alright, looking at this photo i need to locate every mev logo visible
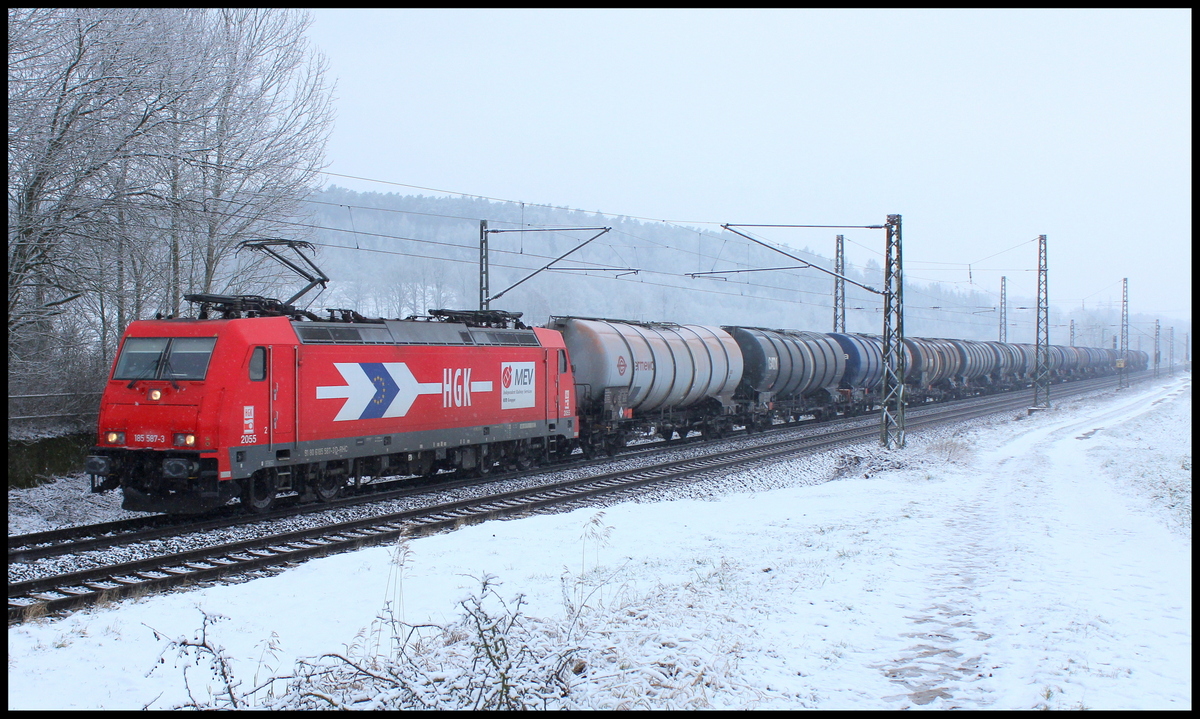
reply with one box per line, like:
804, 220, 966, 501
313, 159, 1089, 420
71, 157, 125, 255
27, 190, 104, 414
501, 361, 536, 409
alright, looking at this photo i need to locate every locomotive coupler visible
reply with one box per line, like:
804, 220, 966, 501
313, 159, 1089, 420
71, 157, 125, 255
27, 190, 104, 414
85, 455, 119, 493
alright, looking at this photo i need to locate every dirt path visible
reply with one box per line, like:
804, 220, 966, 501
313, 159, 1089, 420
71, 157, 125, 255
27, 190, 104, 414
877, 378, 1191, 709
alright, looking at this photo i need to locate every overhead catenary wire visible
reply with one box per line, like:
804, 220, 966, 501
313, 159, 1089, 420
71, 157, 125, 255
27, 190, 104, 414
116, 175, 1031, 314
90, 214, 1054, 331
76, 159, 1179, 330
98, 155, 1070, 307
70, 195, 1080, 333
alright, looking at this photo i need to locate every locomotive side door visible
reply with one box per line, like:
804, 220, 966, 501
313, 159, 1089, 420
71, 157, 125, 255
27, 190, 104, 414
268, 344, 298, 454
545, 348, 570, 425
546, 348, 560, 423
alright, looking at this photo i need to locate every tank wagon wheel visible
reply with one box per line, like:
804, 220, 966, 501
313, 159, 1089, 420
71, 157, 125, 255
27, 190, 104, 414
314, 470, 343, 503
242, 470, 276, 513
604, 434, 625, 456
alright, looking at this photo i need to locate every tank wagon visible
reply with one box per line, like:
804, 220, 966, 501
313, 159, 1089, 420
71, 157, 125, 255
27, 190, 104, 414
547, 317, 742, 452
828, 332, 886, 408
724, 327, 846, 424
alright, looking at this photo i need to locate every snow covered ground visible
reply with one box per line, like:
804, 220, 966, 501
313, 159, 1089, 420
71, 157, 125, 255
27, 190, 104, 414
7, 375, 1190, 710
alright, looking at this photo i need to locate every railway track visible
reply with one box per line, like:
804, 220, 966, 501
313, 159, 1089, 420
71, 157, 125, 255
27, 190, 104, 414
8, 374, 1142, 623
8, 373, 1131, 563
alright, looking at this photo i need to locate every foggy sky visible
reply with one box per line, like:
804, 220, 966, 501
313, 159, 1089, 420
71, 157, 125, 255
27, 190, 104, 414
305, 9, 1190, 325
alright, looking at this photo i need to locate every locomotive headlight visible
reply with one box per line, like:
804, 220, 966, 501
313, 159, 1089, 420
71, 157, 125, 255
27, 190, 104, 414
105, 431, 125, 445
149, 389, 162, 401
173, 433, 196, 447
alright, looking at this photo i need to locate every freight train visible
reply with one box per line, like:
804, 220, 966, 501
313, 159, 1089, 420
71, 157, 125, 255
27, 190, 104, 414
84, 293, 1147, 515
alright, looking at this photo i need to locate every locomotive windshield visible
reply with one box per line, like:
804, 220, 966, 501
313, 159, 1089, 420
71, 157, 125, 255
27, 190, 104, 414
113, 337, 217, 381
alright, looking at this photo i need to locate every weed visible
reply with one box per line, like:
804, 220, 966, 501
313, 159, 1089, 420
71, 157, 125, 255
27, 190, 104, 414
103, 618, 124, 638
22, 602, 47, 622
1039, 684, 1064, 702
252, 631, 283, 703
145, 607, 246, 709
580, 511, 613, 577
276, 574, 579, 710
126, 582, 150, 603
928, 439, 971, 464
382, 532, 414, 638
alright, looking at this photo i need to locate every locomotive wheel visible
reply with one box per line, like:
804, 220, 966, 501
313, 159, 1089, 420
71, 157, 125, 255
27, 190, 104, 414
243, 470, 276, 513
314, 471, 342, 503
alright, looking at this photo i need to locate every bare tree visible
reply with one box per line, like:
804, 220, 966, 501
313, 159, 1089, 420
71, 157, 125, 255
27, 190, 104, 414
171, 9, 335, 309
8, 9, 205, 340
8, 8, 334, 435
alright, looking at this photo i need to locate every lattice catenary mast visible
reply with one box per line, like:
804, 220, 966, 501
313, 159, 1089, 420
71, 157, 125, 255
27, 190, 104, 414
1032, 235, 1050, 410
999, 276, 1007, 342
1119, 278, 1129, 389
1168, 327, 1174, 376
880, 215, 906, 448
833, 234, 846, 333
1154, 319, 1160, 379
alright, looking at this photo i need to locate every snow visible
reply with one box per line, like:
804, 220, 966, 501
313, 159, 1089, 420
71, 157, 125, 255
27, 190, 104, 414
7, 375, 1191, 710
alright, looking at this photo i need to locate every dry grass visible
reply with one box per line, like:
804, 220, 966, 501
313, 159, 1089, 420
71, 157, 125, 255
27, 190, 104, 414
926, 439, 972, 464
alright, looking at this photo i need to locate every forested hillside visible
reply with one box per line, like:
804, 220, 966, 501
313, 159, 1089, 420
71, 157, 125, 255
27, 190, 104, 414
305, 186, 1024, 340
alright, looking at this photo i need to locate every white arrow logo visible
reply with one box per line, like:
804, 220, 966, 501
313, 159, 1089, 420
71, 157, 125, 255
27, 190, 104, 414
316, 362, 443, 421
380, 362, 443, 418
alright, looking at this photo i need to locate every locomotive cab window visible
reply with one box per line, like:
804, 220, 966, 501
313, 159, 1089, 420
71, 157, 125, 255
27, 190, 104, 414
113, 337, 217, 381
113, 337, 168, 380
559, 349, 568, 373
249, 347, 266, 381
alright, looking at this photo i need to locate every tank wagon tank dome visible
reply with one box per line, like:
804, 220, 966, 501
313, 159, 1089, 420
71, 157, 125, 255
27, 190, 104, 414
548, 317, 742, 413
724, 327, 846, 400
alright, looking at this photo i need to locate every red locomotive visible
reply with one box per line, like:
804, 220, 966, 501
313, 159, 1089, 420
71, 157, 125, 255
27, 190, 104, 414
86, 301, 578, 514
